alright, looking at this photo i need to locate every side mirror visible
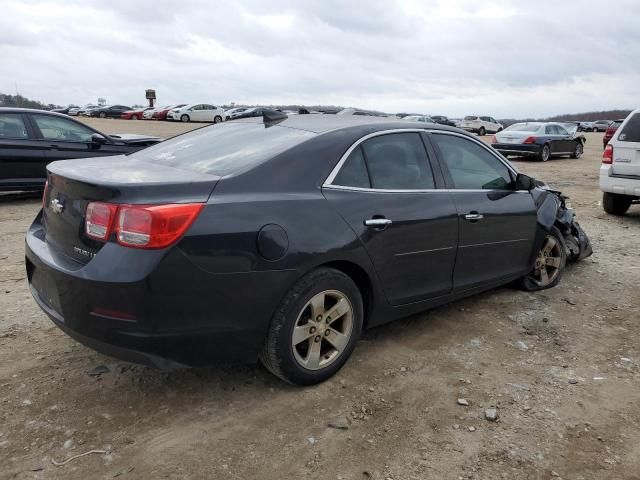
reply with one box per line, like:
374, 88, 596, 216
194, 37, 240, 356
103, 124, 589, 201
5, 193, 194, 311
91, 133, 108, 145
516, 173, 535, 191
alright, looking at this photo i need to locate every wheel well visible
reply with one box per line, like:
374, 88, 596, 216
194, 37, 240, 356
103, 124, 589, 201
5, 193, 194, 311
322, 261, 374, 328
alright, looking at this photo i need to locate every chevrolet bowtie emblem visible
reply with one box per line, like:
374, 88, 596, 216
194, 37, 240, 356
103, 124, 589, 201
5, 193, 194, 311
50, 198, 64, 214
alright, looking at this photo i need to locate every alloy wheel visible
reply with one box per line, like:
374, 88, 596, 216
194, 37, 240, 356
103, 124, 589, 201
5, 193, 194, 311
291, 290, 354, 370
541, 145, 550, 161
574, 143, 583, 158
531, 235, 562, 287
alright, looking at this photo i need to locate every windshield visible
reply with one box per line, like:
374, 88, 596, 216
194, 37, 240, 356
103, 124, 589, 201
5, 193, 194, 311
464, 116, 477, 120
130, 122, 315, 176
505, 123, 541, 132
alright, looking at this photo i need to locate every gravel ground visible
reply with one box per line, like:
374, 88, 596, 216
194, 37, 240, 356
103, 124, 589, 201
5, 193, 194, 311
1, 121, 639, 480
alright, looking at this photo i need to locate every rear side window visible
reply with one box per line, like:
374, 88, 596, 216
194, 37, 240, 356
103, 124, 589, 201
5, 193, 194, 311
431, 133, 512, 190
134, 122, 315, 176
361, 133, 435, 190
0, 114, 28, 139
618, 114, 640, 142
333, 146, 370, 188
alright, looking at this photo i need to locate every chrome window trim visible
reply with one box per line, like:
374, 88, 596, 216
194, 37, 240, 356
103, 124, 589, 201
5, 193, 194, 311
323, 128, 520, 191
323, 184, 530, 195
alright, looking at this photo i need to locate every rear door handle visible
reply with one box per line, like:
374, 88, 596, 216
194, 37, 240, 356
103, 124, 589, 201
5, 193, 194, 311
464, 213, 484, 221
364, 218, 392, 228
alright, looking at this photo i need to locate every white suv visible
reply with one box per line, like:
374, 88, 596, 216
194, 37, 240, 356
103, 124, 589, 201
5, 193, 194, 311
460, 115, 503, 136
600, 109, 640, 215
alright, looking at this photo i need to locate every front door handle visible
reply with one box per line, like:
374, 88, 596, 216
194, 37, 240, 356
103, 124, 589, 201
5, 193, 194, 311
364, 218, 392, 228
464, 212, 484, 221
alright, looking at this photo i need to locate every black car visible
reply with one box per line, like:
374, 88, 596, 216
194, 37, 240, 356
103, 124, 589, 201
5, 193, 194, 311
0, 108, 162, 191
87, 105, 132, 118
51, 105, 79, 115
430, 115, 456, 127
229, 107, 281, 120
26, 114, 592, 385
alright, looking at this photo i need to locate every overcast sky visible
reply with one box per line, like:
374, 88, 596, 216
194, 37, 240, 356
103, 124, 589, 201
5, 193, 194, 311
2, 0, 639, 118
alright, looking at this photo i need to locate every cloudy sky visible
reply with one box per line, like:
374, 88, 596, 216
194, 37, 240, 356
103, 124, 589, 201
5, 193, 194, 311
2, 0, 639, 118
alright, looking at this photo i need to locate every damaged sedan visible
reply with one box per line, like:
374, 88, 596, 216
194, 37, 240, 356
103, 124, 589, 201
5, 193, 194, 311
26, 114, 591, 385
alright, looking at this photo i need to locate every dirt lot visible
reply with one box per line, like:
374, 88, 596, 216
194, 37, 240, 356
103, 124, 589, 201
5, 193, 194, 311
1, 120, 639, 480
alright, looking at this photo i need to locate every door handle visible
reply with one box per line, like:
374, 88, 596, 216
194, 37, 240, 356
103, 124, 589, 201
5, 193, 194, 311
464, 213, 484, 221
364, 218, 392, 228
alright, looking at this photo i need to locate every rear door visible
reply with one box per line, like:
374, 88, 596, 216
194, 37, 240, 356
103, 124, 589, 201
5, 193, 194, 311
429, 131, 537, 291
0, 112, 47, 184
323, 131, 458, 305
612, 112, 640, 177
30, 113, 128, 163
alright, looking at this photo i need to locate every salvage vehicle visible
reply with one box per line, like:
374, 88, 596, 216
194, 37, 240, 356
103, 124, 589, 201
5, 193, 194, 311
148, 104, 187, 120
430, 115, 457, 127
0, 108, 161, 191
603, 119, 625, 148
26, 114, 592, 385
593, 120, 612, 132
167, 104, 225, 123
121, 107, 154, 120
600, 109, 640, 215
87, 105, 133, 119
403, 115, 436, 124
460, 115, 503, 135
491, 122, 586, 162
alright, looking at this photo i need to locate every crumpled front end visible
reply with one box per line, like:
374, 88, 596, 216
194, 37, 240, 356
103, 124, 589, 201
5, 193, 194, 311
554, 193, 593, 262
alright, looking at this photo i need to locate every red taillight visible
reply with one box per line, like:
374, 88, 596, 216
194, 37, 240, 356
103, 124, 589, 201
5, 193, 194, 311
42, 181, 48, 210
603, 144, 613, 164
85, 202, 203, 249
523, 136, 537, 144
490, 135, 497, 144
86, 202, 118, 240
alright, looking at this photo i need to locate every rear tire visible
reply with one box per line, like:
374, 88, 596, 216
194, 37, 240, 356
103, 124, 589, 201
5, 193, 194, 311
259, 268, 363, 385
538, 143, 551, 162
602, 192, 632, 215
213, 115, 222, 124
99, 112, 106, 119
570, 141, 583, 159
479, 127, 486, 136
180, 114, 190, 123
519, 226, 566, 291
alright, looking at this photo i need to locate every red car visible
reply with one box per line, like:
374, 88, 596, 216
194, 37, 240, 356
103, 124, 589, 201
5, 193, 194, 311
121, 107, 154, 120
153, 104, 187, 120
603, 119, 625, 148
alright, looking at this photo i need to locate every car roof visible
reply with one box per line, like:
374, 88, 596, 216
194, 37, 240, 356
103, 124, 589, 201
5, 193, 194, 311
0, 107, 73, 118
231, 114, 464, 135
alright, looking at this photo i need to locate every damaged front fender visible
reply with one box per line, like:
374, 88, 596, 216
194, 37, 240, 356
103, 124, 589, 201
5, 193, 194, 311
533, 182, 593, 262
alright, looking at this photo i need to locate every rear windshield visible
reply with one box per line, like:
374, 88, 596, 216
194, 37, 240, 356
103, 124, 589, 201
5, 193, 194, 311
464, 116, 478, 120
618, 114, 640, 143
131, 122, 315, 176
505, 123, 541, 132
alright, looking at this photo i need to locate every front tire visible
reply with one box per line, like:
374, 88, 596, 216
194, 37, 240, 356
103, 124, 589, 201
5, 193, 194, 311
180, 114, 190, 123
602, 192, 632, 215
570, 141, 583, 159
213, 115, 222, 124
519, 226, 566, 291
259, 268, 363, 385
479, 127, 486, 136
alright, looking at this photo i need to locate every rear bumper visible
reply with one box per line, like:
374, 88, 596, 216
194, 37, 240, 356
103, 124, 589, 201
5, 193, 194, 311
25, 218, 295, 368
600, 165, 640, 197
493, 144, 541, 156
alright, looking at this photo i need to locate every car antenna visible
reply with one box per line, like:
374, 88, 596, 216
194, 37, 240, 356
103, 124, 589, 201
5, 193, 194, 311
263, 110, 288, 127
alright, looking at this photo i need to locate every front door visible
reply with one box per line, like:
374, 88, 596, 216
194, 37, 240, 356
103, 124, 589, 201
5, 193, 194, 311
30, 114, 128, 165
323, 131, 458, 305
429, 131, 537, 291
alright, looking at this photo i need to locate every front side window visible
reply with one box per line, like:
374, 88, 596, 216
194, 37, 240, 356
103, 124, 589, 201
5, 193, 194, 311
555, 125, 568, 135
0, 114, 29, 139
431, 133, 513, 190
361, 133, 435, 190
32, 115, 94, 142
618, 113, 640, 143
